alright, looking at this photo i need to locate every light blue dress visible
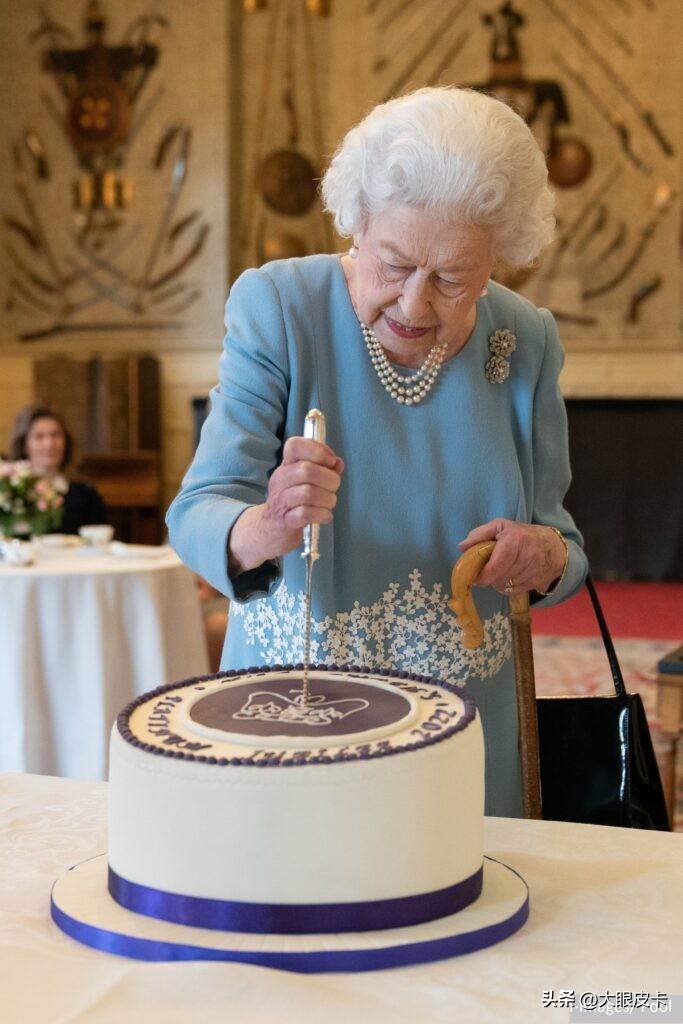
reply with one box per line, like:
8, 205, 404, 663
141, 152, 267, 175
166, 254, 588, 817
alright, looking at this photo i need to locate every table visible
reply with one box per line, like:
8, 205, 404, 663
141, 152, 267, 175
1, 773, 680, 1024
0, 546, 209, 780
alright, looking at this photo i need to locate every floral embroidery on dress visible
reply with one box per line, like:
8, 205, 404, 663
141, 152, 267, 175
231, 568, 511, 687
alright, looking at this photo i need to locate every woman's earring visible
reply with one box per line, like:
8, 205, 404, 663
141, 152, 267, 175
480, 280, 489, 296
349, 243, 359, 259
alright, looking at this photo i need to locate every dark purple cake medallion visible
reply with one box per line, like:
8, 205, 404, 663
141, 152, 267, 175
188, 675, 414, 740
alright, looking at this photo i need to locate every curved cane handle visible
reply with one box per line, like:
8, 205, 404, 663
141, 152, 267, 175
450, 539, 541, 820
447, 541, 496, 649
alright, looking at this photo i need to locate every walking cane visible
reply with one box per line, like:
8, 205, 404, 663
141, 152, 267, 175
448, 541, 543, 819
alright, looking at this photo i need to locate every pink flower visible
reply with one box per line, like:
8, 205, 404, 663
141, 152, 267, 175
37, 499, 47, 512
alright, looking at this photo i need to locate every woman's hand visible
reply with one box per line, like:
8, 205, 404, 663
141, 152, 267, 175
458, 518, 567, 596
228, 437, 344, 576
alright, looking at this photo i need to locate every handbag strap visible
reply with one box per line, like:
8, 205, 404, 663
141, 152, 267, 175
585, 574, 627, 698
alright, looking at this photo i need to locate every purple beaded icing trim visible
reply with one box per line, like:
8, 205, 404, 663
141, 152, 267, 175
116, 663, 478, 768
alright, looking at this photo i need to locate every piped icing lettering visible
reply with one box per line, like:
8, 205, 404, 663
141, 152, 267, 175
119, 665, 476, 768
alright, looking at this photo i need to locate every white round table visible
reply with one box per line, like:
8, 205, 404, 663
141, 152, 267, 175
0, 544, 209, 780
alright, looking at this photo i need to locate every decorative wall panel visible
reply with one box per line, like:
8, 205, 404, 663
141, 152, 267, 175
236, 0, 333, 275
362, 0, 681, 350
0, 0, 228, 353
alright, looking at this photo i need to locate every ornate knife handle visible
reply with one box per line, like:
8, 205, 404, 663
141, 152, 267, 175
302, 409, 326, 562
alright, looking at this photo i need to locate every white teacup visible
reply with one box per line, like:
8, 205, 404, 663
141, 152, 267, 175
78, 524, 114, 547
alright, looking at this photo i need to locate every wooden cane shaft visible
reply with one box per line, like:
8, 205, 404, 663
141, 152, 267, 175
510, 593, 543, 820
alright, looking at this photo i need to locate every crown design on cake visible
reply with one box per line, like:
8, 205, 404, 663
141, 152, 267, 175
233, 689, 370, 727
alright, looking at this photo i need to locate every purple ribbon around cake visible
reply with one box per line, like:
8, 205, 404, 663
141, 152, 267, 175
50, 857, 530, 971
107, 863, 484, 934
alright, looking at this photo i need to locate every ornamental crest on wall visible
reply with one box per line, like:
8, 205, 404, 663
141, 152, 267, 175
2, 1, 211, 343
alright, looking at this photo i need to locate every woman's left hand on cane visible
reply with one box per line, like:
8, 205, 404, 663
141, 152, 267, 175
458, 519, 567, 595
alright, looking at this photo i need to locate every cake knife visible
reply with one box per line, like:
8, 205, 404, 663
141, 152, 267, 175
301, 409, 326, 705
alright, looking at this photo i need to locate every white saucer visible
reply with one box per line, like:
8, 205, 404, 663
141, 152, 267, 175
109, 542, 168, 559
51, 854, 529, 973
37, 534, 82, 550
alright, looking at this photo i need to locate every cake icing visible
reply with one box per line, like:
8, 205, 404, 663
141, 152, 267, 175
123, 666, 475, 758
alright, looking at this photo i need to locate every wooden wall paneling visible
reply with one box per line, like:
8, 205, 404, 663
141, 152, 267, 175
77, 355, 162, 542
88, 358, 130, 452
159, 351, 219, 512
137, 356, 161, 451
33, 356, 92, 464
81, 355, 161, 455
0, 358, 33, 456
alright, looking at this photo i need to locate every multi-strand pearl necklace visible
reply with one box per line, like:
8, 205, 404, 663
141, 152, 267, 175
360, 322, 448, 405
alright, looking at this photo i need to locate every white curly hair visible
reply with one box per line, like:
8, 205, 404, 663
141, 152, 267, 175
321, 87, 556, 268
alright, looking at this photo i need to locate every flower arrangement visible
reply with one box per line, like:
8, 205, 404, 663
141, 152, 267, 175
0, 461, 67, 538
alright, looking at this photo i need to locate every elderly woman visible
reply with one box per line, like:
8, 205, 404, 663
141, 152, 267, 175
167, 87, 588, 817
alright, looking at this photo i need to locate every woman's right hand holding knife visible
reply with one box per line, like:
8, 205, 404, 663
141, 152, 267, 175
228, 437, 344, 576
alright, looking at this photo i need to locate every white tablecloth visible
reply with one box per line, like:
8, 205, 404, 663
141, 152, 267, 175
0, 773, 680, 1024
0, 548, 209, 779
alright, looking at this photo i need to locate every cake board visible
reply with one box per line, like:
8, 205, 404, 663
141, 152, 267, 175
51, 854, 529, 973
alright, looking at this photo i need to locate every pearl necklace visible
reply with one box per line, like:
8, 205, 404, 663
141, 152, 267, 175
360, 323, 448, 405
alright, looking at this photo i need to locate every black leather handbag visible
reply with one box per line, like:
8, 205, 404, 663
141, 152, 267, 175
536, 576, 671, 830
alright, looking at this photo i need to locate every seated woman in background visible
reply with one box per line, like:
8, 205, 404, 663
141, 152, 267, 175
8, 406, 108, 535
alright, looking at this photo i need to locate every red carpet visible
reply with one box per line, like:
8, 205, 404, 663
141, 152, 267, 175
531, 582, 682, 640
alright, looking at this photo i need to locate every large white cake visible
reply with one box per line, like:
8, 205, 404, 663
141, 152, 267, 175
52, 664, 529, 970
110, 665, 484, 922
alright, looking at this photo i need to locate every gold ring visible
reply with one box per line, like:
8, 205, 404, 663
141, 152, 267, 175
504, 577, 514, 594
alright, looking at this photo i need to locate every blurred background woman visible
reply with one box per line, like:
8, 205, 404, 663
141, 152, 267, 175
8, 405, 108, 535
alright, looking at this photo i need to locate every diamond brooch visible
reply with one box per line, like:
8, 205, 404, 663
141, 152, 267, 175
485, 328, 516, 384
